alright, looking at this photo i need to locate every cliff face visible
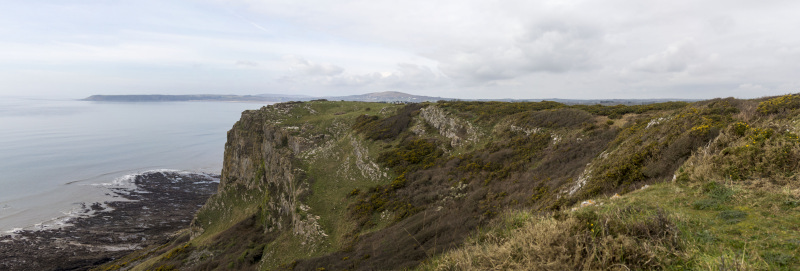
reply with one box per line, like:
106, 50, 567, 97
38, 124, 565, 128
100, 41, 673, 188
192, 103, 327, 244
110, 96, 800, 270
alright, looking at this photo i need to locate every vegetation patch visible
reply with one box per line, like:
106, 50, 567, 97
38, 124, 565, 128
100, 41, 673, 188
377, 137, 443, 174
575, 99, 742, 199
421, 207, 681, 270
144, 214, 276, 271
757, 94, 800, 115
353, 103, 423, 140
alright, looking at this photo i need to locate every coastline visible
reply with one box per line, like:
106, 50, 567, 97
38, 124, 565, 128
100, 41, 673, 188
0, 168, 220, 234
0, 170, 218, 271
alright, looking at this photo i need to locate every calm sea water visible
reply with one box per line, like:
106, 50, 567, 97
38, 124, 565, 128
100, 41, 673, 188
0, 97, 267, 233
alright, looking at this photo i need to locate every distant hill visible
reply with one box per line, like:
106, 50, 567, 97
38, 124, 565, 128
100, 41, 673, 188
82, 94, 275, 102
325, 91, 445, 102
82, 92, 439, 103
83, 92, 696, 105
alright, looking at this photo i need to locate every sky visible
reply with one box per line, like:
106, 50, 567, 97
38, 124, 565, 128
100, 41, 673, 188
1, 0, 800, 100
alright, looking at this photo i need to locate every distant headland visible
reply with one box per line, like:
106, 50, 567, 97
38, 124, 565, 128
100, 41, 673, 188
83, 91, 697, 105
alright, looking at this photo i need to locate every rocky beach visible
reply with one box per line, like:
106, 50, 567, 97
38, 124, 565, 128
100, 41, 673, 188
0, 171, 218, 271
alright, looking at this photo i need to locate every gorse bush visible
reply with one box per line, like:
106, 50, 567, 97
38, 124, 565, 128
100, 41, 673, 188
348, 179, 420, 229
714, 125, 800, 182
514, 108, 595, 129
353, 103, 423, 140
732, 121, 749, 136
757, 94, 800, 115
437, 100, 565, 123
574, 100, 743, 200
377, 137, 443, 174
571, 101, 689, 119
453, 130, 552, 181
439, 100, 690, 122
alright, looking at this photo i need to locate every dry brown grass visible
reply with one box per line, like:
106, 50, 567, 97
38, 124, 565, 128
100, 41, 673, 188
680, 117, 800, 186
733, 100, 758, 123
423, 208, 680, 271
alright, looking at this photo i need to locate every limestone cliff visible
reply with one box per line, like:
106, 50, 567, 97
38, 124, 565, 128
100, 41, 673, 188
192, 103, 327, 245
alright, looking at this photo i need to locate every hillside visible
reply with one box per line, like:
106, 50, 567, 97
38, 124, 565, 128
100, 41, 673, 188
100, 95, 800, 270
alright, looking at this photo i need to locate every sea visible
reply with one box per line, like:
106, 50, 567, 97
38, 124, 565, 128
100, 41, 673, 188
0, 97, 268, 234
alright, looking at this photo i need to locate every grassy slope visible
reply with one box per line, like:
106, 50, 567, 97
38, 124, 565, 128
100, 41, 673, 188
420, 177, 800, 270
421, 95, 800, 270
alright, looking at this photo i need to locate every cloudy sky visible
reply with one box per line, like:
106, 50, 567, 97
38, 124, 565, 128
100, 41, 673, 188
2, 0, 799, 99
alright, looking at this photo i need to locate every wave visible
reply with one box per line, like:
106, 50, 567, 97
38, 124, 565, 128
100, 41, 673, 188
87, 169, 219, 186
5, 202, 114, 234
2, 169, 219, 235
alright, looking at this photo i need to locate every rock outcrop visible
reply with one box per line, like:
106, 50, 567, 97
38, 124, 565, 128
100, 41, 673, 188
192, 105, 325, 244
419, 105, 481, 147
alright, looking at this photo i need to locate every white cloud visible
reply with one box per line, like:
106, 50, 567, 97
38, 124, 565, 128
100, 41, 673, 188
235, 60, 259, 67
4, 0, 800, 98
277, 56, 448, 93
284, 55, 344, 76
738, 83, 767, 91
629, 40, 698, 73
437, 20, 601, 84
332, 63, 448, 89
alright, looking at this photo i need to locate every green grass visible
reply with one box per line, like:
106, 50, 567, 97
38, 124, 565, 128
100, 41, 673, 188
602, 179, 800, 269
192, 183, 265, 244
419, 179, 800, 270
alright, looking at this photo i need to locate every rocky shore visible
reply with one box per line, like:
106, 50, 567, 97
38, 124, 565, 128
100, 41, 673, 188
0, 171, 218, 271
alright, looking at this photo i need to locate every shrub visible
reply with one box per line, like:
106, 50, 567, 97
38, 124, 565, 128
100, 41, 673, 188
513, 108, 595, 129
376, 137, 443, 173
717, 210, 748, 224
353, 103, 423, 140
437, 100, 565, 123
571, 101, 689, 118
692, 199, 720, 210
712, 125, 800, 182
348, 182, 420, 229
732, 122, 749, 136
578, 101, 740, 198
757, 94, 800, 115
703, 182, 734, 201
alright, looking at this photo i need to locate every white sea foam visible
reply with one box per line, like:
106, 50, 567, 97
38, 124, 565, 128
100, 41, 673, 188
5, 228, 23, 234
87, 169, 216, 187
89, 173, 138, 187
19, 202, 115, 232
